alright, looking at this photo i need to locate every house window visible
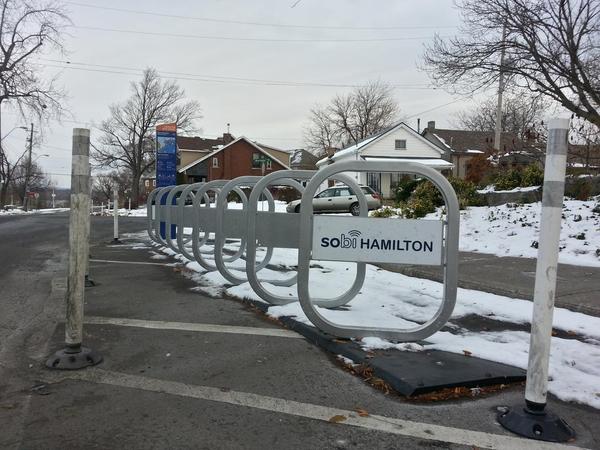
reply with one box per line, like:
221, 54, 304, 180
395, 139, 407, 150
212, 157, 219, 168
152, 179, 156, 187
266, 159, 272, 169
252, 153, 261, 168
144, 180, 149, 187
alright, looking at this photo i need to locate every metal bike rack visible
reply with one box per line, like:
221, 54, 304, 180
213, 176, 286, 286
147, 185, 175, 246
297, 161, 459, 341
245, 170, 368, 307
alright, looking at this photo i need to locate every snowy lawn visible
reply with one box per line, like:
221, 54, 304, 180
140, 235, 600, 410
374, 198, 600, 267
427, 199, 600, 267
0, 207, 69, 216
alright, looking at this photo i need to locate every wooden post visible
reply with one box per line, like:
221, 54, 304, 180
46, 128, 102, 369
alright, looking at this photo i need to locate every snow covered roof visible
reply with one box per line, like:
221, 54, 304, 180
316, 121, 442, 166
362, 157, 453, 168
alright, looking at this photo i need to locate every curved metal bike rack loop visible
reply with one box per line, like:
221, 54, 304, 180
147, 185, 176, 246
164, 184, 192, 253
146, 188, 161, 243
213, 176, 282, 286
245, 170, 368, 307
190, 180, 249, 271
174, 182, 209, 260
297, 161, 459, 341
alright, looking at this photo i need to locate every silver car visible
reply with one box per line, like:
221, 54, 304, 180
286, 185, 382, 216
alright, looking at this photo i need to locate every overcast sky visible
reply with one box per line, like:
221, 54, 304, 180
4, 0, 496, 187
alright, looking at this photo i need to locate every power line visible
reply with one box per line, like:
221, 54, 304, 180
73, 25, 444, 43
39, 60, 437, 90
66, 1, 457, 31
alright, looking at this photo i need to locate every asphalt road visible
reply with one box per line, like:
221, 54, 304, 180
1, 211, 599, 449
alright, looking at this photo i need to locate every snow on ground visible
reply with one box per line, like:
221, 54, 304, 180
0, 207, 69, 216
476, 185, 540, 194
425, 199, 600, 267
136, 233, 600, 410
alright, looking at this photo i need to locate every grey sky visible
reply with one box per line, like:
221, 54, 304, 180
5, 0, 489, 187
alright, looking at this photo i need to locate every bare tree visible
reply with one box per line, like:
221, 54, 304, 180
304, 81, 399, 156
0, 0, 68, 206
569, 119, 600, 169
423, 0, 600, 128
10, 158, 49, 205
454, 91, 549, 139
93, 68, 201, 208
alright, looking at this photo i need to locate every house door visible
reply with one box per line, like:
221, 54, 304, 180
366, 172, 381, 194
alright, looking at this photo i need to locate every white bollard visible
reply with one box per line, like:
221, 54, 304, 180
113, 188, 120, 243
498, 118, 575, 442
45, 128, 102, 369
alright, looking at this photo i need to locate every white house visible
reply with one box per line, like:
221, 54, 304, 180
316, 122, 453, 199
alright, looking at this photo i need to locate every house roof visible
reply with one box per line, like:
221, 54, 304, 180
423, 128, 525, 154
362, 156, 453, 169
177, 135, 225, 151
316, 121, 444, 166
178, 136, 291, 173
290, 149, 319, 169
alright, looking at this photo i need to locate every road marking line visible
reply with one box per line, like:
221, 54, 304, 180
44, 369, 581, 450
89, 259, 171, 266
84, 316, 302, 339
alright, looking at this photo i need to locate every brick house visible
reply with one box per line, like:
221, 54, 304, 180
178, 136, 290, 182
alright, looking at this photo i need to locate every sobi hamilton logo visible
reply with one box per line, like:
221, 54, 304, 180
320, 229, 435, 253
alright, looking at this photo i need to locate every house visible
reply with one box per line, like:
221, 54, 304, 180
178, 136, 290, 183
422, 121, 543, 177
316, 122, 453, 199
177, 133, 235, 169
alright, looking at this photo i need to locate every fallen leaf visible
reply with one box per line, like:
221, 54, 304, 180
355, 408, 369, 417
329, 415, 347, 423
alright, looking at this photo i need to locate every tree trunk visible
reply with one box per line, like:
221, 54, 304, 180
0, 184, 7, 207
131, 172, 141, 209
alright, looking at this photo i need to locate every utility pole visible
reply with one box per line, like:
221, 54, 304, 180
23, 123, 34, 211
52, 188, 56, 208
494, 26, 507, 154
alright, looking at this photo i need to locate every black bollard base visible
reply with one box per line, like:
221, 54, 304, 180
111, 238, 122, 245
498, 403, 575, 443
46, 344, 103, 370
85, 275, 96, 287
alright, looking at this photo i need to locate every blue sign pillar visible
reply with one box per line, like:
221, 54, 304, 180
156, 124, 178, 239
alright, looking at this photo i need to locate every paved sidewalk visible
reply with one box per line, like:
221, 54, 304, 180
380, 252, 600, 317
2, 226, 599, 449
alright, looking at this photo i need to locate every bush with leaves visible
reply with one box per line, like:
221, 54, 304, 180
393, 176, 420, 203
493, 169, 522, 190
398, 197, 436, 219
370, 206, 397, 218
448, 177, 478, 209
521, 164, 544, 187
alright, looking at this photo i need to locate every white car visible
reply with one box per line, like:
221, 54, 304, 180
286, 185, 382, 216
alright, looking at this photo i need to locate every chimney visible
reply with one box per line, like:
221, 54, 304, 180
427, 121, 435, 130
417, 118, 421, 133
222, 132, 234, 145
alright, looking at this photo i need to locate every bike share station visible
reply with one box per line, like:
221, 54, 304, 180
43, 122, 576, 444
147, 162, 527, 394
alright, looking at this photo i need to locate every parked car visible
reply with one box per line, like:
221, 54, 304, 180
286, 185, 381, 216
